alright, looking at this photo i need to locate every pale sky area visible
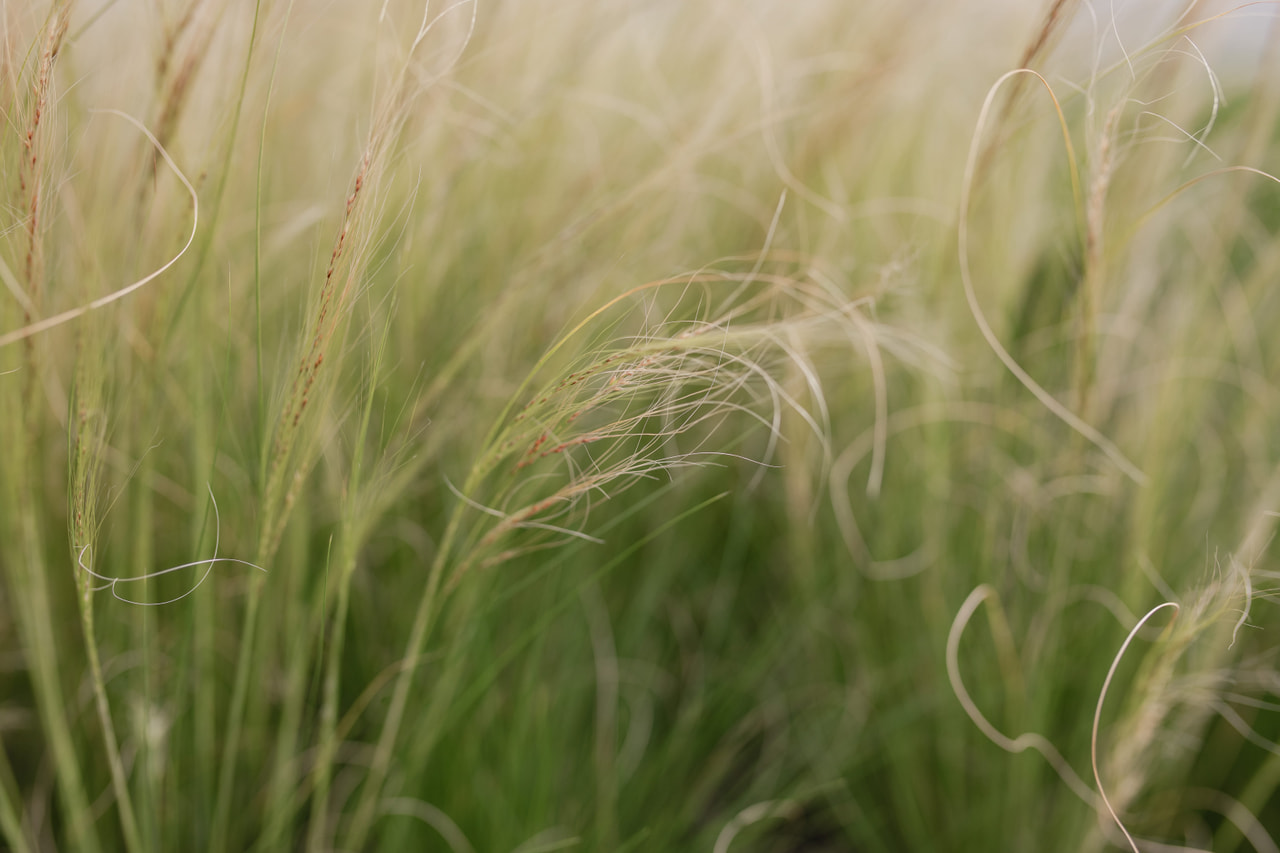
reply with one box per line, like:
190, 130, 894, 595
1053, 0, 1276, 83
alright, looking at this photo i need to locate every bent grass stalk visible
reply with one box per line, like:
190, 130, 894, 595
1090, 601, 1180, 853
343, 270, 870, 847
946, 584, 1097, 804
958, 68, 1144, 486
0, 109, 199, 351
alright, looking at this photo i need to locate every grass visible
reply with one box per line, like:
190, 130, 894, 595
3, 0, 1280, 850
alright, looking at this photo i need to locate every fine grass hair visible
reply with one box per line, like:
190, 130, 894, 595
3, 1, 1280, 851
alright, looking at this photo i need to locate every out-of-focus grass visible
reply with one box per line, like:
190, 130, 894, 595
2, 1, 1280, 850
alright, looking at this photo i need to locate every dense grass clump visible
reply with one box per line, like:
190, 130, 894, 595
2, 1, 1280, 850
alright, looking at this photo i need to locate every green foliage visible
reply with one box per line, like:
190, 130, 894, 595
2, 1, 1280, 851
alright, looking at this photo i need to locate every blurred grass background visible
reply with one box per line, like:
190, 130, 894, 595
3, 0, 1280, 850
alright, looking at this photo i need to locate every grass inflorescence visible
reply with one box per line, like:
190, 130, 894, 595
3, 1, 1280, 851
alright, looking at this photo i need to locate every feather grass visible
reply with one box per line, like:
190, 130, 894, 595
2, 1, 1280, 851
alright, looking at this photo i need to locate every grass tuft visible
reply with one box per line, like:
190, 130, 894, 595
3, 1, 1280, 851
